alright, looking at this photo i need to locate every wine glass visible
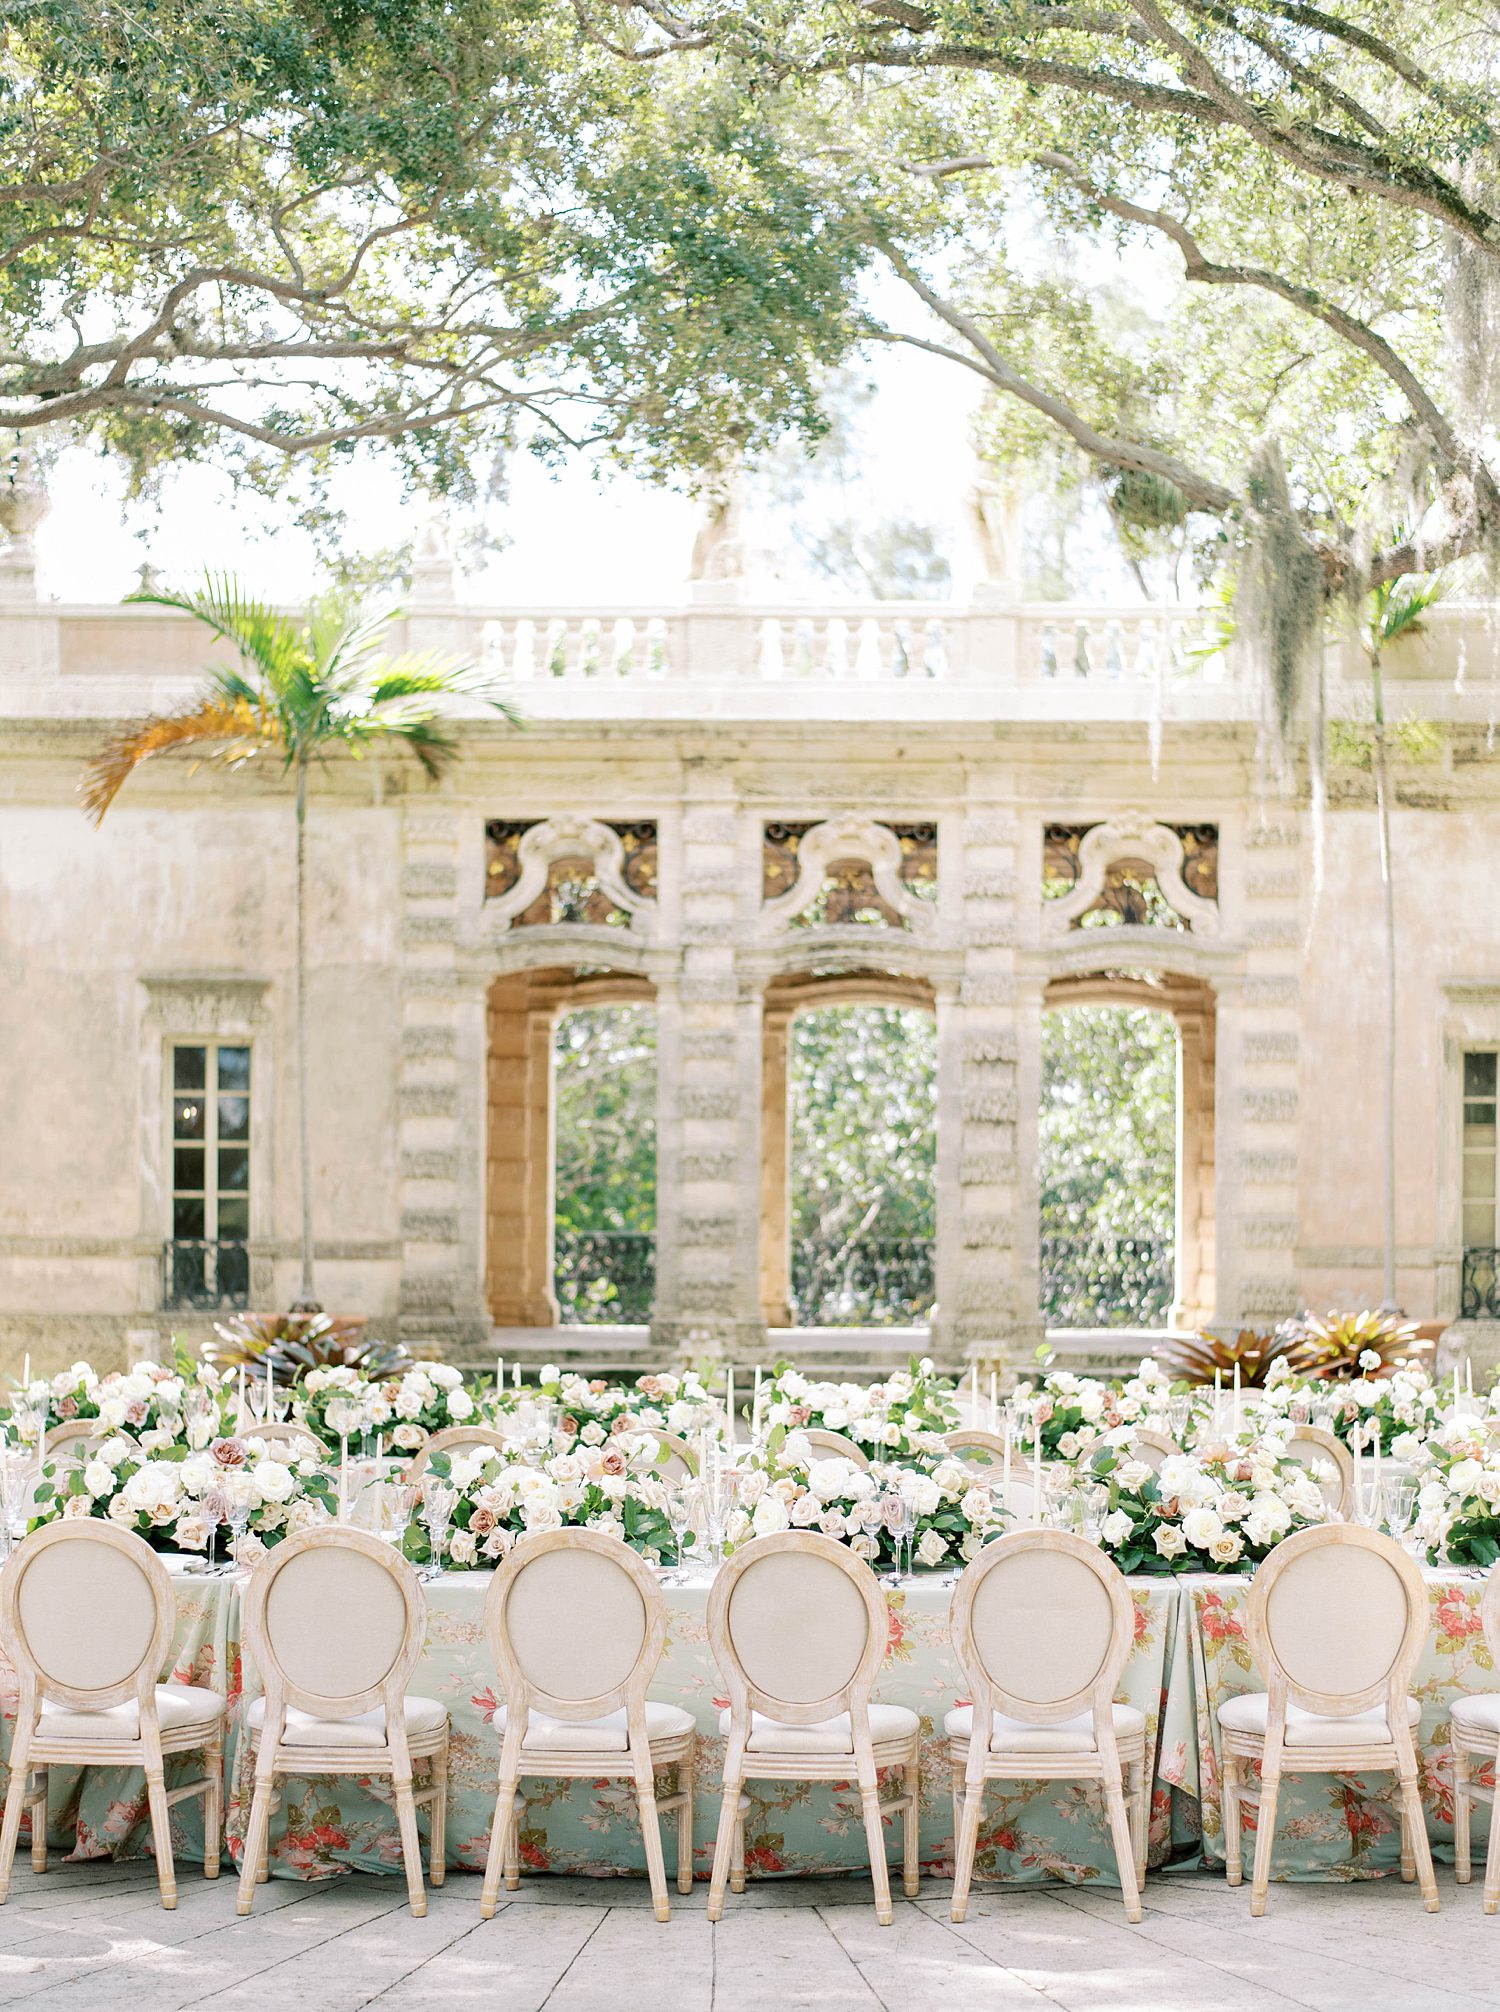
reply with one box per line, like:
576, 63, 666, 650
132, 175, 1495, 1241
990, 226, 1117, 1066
379, 1482, 417, 1546
1382, 1477, 1419, 1551
667, 1486, 693, 1580
1078, 1482, 1110, 1544
420, 1480, 456, 1578
223, 1482, 253, 1569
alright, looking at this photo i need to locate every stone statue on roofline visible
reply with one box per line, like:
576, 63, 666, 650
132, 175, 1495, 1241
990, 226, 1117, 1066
964, 469, 1022, 602
688, 461, 747, 585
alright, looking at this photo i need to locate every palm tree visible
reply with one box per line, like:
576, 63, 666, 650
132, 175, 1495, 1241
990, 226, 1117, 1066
82, 575, 517, 1310
1354, 567, 1452, 1310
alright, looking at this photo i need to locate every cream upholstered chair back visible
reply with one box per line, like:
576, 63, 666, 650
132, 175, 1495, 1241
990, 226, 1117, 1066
244, 1420, 324, 1460
800, 1429, 870, 1469
1247, 1524, 1425, 1715
0, 1522, 172, 1710
647, 1433, 698, 1483
243, 1526, 427, 1720
1130, 1428, 1178, 1471
485, 1528, 666, 1721
951, 1530, 1133, 1726
404, 1424, 511, 1480
1282, 1426, 1353, 1514
710, 1531, 885, 1726
944, 1430, 1008, 1467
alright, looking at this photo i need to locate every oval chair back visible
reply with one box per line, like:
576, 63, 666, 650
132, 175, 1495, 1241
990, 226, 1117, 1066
950, 1528, 1135, 1731
799, 1429, 870, 1469
710, 1529, 885, 1731
404, 1425, 512, 1482
1282, 1426, 1353, 1516
242, 1525, 427, 1725
647, 1432, 698, 1484
1129, 1428, 1179, 1472
485, 1527, 667, 1727
944, 1429, 1008, 1466
0, 1520, 172, 1713
1246, 1522, 1426, 1721
242, 1420, 325, 1461
42, 1419, 137, 1467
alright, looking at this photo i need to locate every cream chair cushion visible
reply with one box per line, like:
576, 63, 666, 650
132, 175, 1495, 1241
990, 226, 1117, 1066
717, 1703, 918, 1753
1218, 1691, 1421, 1746
1447, 1692, 1500, 1737
943, 1701, 1145, 1753
246, 1694, 446, 1748
495, 1701, 695, 1753
41, 1683, 224, 1741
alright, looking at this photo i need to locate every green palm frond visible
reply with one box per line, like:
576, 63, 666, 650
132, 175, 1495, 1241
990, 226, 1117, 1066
130, 575, 306, 690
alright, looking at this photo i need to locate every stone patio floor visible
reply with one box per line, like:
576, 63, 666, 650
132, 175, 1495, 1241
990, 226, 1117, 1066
0, 1860, 1494, 2010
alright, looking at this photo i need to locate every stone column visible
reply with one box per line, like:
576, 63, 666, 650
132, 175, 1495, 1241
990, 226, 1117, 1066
1170, 992, 1217, 1330
396, 807, 490, 1353
759, 1002, 794, 1326
483, 972, 561, 1328
651, 768, 764, 1358
948, 800, 1032, 1380
1221, 812, 1303, 1328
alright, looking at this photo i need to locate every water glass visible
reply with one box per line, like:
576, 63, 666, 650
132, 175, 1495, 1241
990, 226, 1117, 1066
1382, 1477, 1419, 1548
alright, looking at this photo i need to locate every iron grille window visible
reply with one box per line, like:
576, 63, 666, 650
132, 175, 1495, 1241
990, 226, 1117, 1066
164, 1042, 251, 1309
1463, 1051, 1500, 1318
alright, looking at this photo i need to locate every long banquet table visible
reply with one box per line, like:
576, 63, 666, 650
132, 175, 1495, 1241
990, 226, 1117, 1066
0, 1565, 1492, 1889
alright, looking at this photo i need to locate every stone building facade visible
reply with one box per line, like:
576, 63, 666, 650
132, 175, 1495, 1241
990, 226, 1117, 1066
3, 547, 1500, 1378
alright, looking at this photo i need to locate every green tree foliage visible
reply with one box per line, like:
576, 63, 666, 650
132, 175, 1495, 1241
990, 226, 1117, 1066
553, 1007, 657, 1237
2, 1, 872, 516
791, 1006, 937, 1247
1041, 1006, 1176, 1327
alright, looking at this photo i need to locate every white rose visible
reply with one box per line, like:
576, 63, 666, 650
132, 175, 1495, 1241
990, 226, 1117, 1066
1450, 1458, 1483, 1496
1078, 1389, 1105, 1423
83, 1460, 113, 1499
174, 1514, 210, 1551
1210, 1533, 1245, 1564
960, 1487, 995, 1528
249, 1459, 295, 1505
107, 1493, 136, 1524
915, 1529, 948, 1568
807, 1458, 858, 1502
1116, 1460, 1152, 1492
1182, 1506, 1224, 1549
753, 1495, 790, 1537
446, 1388, 475, 1422
1057, 1432, 1081, 1459
1153, 1523, 1188, 1559
522, 1500, 563, 1532
580, 1422, 605, 1447
62, 1494, 94, 1520
881, 1422, 903, 1448
448, 1529, 477, 1565
1101, 1509, 1134, 1547
790, 1494, 821, 1527
818, 1508, 848, 1539
903, 1475, 941, 1517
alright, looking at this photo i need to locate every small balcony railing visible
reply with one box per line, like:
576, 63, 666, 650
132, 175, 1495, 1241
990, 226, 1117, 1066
1462, 1248, 1500, 1320
163, 1239, 250, 1312
1041, 1232, 1174, 1330
554, 1229, 656, 1325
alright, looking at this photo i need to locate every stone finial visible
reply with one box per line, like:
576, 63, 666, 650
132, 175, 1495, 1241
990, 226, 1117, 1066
688, 463, 746, 586
0, 444, 48, 601
410, 516, 457, 605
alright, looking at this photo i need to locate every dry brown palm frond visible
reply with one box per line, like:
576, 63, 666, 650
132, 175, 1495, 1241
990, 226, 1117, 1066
80, 696, 280, 825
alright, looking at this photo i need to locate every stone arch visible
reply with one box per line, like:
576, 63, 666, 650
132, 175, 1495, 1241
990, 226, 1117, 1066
760, 969, 938, 1327
1040, 967, 1216, 1331
486, 963, 656, 1329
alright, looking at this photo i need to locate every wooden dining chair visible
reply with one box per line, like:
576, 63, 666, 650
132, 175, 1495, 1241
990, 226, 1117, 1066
943, 1429, 1009, 1465
799, 1429, 871, 1469
240, 1420, 325, 1460
41, 1419, 137, 1463
1282, 1426, 1353, 1517
0, 1521, 224, 1908
237, 1526, 448, 1917
946, 1529, 1147, 1924
403, 1424, 513, 1482
1219, 1523, 1436, 1916
706, 1530, 919, 1925
480, 1528, 696, 1922
1447, 1567, 1500, 1909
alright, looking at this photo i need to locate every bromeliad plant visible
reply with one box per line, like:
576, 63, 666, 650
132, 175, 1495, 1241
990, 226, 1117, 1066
207, 1312, 410, 1386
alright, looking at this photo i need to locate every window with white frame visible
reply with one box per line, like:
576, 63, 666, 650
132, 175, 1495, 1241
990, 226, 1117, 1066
165, 1042, 251, 1308
1462, 1050, 1500, 1318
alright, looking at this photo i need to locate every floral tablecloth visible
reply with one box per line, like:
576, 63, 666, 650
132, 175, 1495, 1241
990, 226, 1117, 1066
1, 1566, 1491, 1891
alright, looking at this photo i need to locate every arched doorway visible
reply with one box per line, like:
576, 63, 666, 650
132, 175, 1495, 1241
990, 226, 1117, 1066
1040, 971, 1216, 1333
485, 966, 656, 1328
760, 972, 937, 1329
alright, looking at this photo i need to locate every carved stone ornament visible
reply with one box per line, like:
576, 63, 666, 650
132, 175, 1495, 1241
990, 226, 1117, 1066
484, 815, 656, 937
1043, 814, 1218, 938
760, 814, 936, 937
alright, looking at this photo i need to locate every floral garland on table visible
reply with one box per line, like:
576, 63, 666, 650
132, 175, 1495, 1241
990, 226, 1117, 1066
1413, 1417, 1500, 1567
31, 1432, 336, 1560
293, 1365, 401, 1452
734, 1435, 1007, 1573
1085, 1431, 1333, 1576
524, 1365, 720, 1448
380, 1361, 478, 1452
1007, 1367, 1126, 1463
15, 1361, 100, 1426
1252, 1357, 1441, 1458
399, 1437, 679, 1571
759, 1356, 957, 1464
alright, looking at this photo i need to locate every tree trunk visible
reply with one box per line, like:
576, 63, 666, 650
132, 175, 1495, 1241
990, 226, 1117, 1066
1370, 653, 1398, 1310
291, 756, 319, 1312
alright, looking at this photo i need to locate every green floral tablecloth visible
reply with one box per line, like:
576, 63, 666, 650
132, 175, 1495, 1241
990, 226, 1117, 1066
1, 1566, 1490, 1891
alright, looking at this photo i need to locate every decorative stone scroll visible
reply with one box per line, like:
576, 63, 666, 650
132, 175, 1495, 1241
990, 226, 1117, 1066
1042, 816, 1219, 937
482, 816, 657, 936
760, 814, 937, 936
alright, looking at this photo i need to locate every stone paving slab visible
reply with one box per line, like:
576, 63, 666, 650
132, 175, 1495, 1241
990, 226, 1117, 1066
0, 1865, 1494, 2010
